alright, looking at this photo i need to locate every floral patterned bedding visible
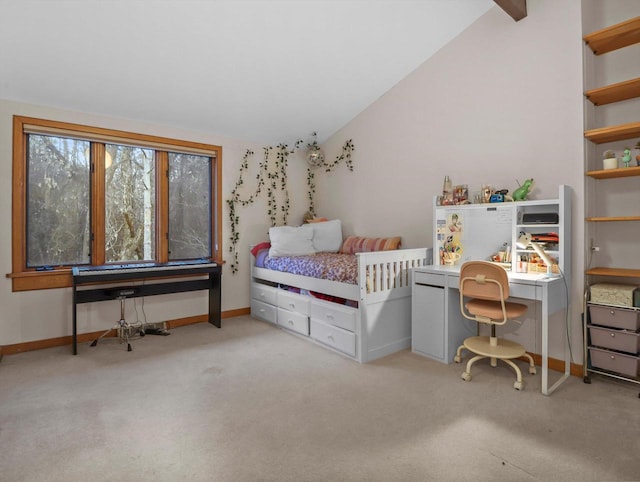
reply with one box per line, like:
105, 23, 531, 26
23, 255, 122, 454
257, 251, 358, 285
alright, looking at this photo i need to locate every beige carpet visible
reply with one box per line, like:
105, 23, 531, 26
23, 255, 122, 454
1, 315, 639, 482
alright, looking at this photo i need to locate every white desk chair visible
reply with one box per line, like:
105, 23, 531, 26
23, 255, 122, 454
454, 261, 536, 390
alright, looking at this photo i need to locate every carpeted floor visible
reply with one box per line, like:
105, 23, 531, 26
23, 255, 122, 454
1, 315, 639, 482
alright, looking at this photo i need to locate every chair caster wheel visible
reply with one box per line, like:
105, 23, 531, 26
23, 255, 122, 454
454, 355, 461, 363
514, 380, 523, 390
461, 372, 471, 382
529, 367, 537, 375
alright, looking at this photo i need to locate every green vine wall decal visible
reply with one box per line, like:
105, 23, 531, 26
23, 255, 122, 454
306, 137, 355, 217
227, 135, 354, 274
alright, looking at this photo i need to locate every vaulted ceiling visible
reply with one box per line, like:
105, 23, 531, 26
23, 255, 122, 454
0, 0, 498, 144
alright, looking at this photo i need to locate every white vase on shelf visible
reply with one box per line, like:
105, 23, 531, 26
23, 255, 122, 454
603, 157, 618, 170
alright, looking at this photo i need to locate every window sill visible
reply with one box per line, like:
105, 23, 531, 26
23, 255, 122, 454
6, 270, 72, 291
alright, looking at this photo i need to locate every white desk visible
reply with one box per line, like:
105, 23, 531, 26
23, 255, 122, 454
411, 264, 570, 396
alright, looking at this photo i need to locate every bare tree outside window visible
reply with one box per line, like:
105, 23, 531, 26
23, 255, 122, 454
105, 144, 156, 262
168, 153, 211, 259
12, 116, 222, 291
26, 134, 90, 267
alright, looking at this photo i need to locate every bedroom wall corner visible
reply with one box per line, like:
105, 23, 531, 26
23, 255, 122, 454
316, 0, 585, 362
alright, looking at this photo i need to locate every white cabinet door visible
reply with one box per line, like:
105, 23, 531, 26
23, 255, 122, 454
412, 279, 445, 361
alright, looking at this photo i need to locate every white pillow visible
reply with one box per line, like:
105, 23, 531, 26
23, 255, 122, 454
311, 219, 343, 252
268, 224, 316, 257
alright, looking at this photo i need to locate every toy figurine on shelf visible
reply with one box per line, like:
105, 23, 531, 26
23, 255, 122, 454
512, 178, 534, 201
621, 147, 632, 167
490, 189, 509, 202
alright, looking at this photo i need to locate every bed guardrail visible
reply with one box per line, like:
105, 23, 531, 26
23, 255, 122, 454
358, 248, 431, 300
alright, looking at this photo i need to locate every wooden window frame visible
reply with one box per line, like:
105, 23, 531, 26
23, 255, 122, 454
8, 116, 223, 292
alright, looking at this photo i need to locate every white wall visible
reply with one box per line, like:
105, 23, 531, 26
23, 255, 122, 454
0, 99, 312, 346
318, 1, 587, 360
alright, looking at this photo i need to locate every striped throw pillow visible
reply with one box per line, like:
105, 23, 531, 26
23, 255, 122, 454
339, 236, 401, 254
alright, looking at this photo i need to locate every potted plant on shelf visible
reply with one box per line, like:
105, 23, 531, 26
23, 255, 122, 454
602, 150, 617, 170
635, 141, 640, 166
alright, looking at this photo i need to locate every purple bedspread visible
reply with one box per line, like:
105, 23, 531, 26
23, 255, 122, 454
257, 251, 358, 284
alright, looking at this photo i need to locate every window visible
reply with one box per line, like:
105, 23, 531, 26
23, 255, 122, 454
104, 144, 156, 263
10, 116, 222, 291
27, 134, 91, 267
168, 152, 212, 260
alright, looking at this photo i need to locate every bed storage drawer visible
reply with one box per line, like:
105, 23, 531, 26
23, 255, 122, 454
277, 308, 309, 336
251, 282, 278, 305
251, 299, 277, 324
588, 305, 640, 331
278, 291, 311, 316
310, 319, 356, 357
588, 325, 640, 354
589, 347, 639, 377
311, 300, 357, 332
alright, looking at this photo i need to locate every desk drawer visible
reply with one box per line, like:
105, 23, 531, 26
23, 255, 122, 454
277, 308, 309, 336
413, 271, 445, 287
508, 282, 537, 300
589, 325, 640, 354
310, 319, 356, 357
251, 282, 278, 305
589, 347, 639, 377
278, 291, 311, 316
251, 299, 277, 324
589, 305, 640, 331
310, 300, 357, 332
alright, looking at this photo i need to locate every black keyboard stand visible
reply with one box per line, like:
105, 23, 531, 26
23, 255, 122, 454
71, 263, 221, 355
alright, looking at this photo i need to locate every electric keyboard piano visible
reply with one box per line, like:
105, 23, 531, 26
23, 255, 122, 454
71, 260, 222, 355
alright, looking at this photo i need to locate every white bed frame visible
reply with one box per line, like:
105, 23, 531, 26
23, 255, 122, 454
250, 247, 432, 362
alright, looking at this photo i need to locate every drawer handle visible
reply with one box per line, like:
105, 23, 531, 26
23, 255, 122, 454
259, 309, 265, 313
610, 333, 615, 337
326, 313, 334, 320
327, 335, 334, 342
610, 355, 616, 360
287, 319, 294, 325
289, 303, 296, 309
609, 310, 615, 315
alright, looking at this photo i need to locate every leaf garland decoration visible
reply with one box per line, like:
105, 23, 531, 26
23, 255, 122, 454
227, 135, 354, 274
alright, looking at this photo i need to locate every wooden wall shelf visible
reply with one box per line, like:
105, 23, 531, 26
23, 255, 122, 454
583, 11, 640, 392
583, 16, 640, 55
586, 267, 640, 278
584, 121, 640, 144
586, 166, 640, 179
586, 216, 640, 222
585, 77, 640, 105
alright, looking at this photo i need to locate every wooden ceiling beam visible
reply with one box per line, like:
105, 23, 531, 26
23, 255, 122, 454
494, 0, 527, 22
